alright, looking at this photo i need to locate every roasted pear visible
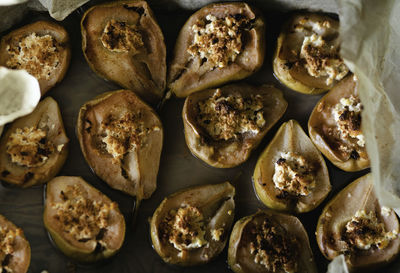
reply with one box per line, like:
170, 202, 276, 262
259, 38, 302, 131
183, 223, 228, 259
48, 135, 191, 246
150, 182, 235, 266
0, 21, 71, 96
228, 210, 317, 273
0, 214, 31, 273
316, 173, 400, 269
308, 75, 369, 172
253, 120, 331, 213
273, 13, 349, 94
77, 90, 163, 200
168, 2, 265, 97
81, 1, 166, 103
0, 97, 69, 187
183, 83, 287, 168
43, 176, 125, 263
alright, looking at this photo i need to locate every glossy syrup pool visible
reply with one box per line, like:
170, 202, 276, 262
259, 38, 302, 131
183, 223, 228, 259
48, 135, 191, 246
0, 2, 397, 273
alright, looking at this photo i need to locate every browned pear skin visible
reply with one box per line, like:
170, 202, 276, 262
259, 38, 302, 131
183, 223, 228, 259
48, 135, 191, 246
228, 210, 317, 273
308, 75, 369, 172
43, 176, 126, 263
183, 83, 287, 168
0, 214, 31, 273
77, 90, 163, 200
0, 97, 69, 187
0, 21, 71, 96
150, 182, 235, 266
316, 173, 400, 270
81, 1, 166, 104
168, 2, 265, 97
253, 120, 331, 213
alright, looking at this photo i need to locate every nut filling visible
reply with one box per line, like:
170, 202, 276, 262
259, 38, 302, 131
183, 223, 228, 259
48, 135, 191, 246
187, 14, 251, 69
249, 219, 298, 273
52, 184, 116, 245
101, 20, 144, 53
160, 206, 208, 252
273, 152, 316, 196
6, 33, 61, 81
6, 127, 54, 168
342, 210, 398, 251
296, 19, 349, 85
197, 89, 265, 141
0, 227, 20, 273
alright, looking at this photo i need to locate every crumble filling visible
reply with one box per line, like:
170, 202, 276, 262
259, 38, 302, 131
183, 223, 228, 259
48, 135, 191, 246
6, 33, 60, 81
197, 89, 265, 141
6, 127, 54, 168
187, 14, 250, 69
0, 226, 21, 273
101, 19, 144, 53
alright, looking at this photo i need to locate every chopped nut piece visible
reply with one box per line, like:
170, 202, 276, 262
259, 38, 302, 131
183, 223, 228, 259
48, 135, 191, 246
332, 95, 365, 148
343, 210, 398, 250
0, 226, 21, 273
160, 206, 207, 251
101, 20, 144, 53
272, 152, 316, 196
249, 219, 298, 273
298, 20, 349, 85
6, 127, 54, 168
6, 33, 61, 81
197, 89, 265, 141
211, 228, 224, 241
52, 184, 116, 242
187, 14, 250, 69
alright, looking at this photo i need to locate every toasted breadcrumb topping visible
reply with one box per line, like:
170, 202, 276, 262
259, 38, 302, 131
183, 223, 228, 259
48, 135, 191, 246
296, 20, 349, 85
343, 210, 398, 251
52, 184, 117, 243
188, 14, 250, 69
6, 127, 54, 168
211, 228, 224, 241
6, 33, 60, 81
101, 20, 144, 53
249, 219, 298, 273
160, 206, 207, 252
197, 89, 265, 141
100, 112, 149, 163
0, 226, 22, 273
272, 152, 316, 196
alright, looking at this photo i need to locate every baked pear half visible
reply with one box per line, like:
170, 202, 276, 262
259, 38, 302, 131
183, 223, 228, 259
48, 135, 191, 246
308, 75, 369, 172
253, 120, 331, 213
81, 1, 166, 103
168, 2, 265, 97
43, 176, 125, 263
0, 97, 69, 187
316, 173, 400, 270
183, 83, 287, 168
150, 182, 235, 266
273, 13, 349, 94
0, 214, 31, 273
228, 210, 317, 273
77, 90, 163, 200
0, 21, 71, 96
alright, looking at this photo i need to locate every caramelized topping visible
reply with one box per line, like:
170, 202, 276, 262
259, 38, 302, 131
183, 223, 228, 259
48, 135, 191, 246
197, 89, 265, 141
295, 19, 348, 85
249, 219, 298, 273
6, 127, 54, 168
101, 20, 144, 53
188, 14, 250, 69
272, 152, 316, 196
6, 33, 60, 81
343, 210, 398, 251
160, 206, 207, 252
52, 184, 117, 243
0, 226, 21, 273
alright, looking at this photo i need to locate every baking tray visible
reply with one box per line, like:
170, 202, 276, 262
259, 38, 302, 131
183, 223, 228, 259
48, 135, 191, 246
0, 1, 399, 272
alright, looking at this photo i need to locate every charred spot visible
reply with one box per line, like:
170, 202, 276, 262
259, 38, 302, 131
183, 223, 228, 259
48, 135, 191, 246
121, 167, 130, 179
39, 137, 46, 144
60, 190, 67, 201
85, 119, 92, 133
276, 158, 286, 165
20, 151, 28, 156
284, 61, 295, 69
37, 147, 50, 156
1, 254, 11, 267
212, 38, 219, 44
276, 190, 289, 199
215, 100, 234, 113
124, 5, 145, 16
1, 170, 10, 177
200, 57, 207, 65
94, 242, 105, 253
350, 150, 360, 160
203, 119, 211, 125
23, 172, 34, 183
78, 238, 91, 243
96, 228, 106, 240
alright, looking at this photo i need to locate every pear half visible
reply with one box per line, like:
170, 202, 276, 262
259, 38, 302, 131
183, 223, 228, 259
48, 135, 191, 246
253, 120, 331, 213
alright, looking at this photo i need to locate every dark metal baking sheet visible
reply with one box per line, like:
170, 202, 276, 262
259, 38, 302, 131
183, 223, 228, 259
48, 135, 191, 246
0, 2, 399, 272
